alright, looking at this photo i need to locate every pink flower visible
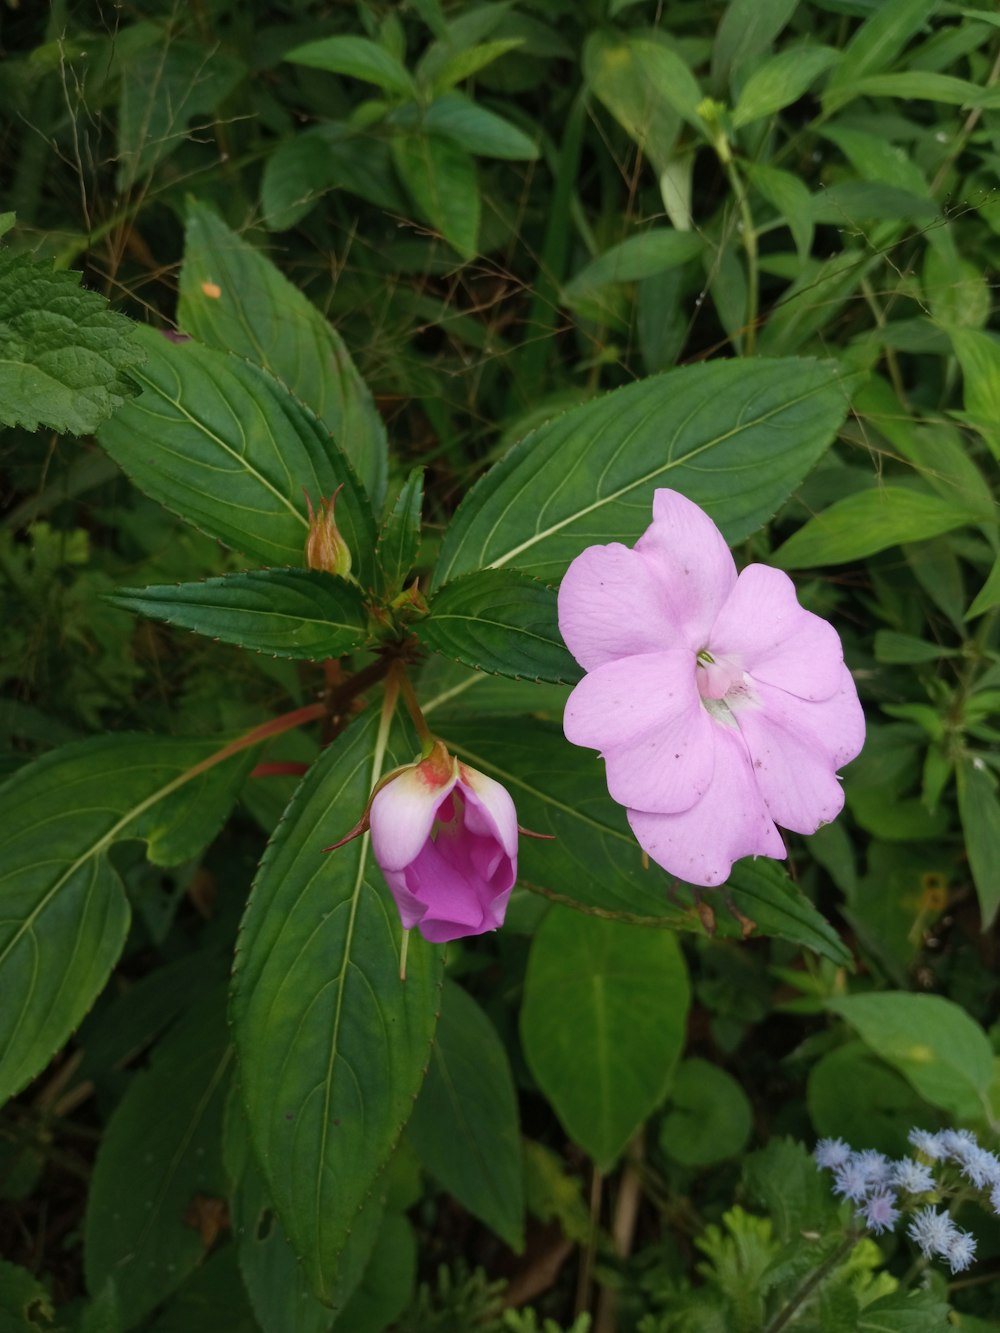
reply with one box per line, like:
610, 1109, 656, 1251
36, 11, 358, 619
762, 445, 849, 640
557, 489, 865, 887
369, 741, 519, 943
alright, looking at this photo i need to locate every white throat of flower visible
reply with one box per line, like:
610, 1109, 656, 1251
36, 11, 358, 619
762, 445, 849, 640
696, 648, 758, 728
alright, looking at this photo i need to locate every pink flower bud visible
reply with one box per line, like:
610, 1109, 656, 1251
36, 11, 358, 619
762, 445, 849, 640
304, 488, 352, 578
369, 741, 519, 943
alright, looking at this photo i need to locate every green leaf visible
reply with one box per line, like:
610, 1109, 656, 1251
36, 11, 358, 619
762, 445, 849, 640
808, 1041, 931, 1157
521, 907, 690, 1169
260, 133, 336, 231
711, 0, 799, 88
391, 132, 480, 259
660, 1058, 753, 1167
416, 569, 581, 684
562, 229, 703, 310
825, 0, 939, 94
117, 40, 245, 190
948, 326, 1000, 460
967, 553, 1000, 620
773, 487, 977, 567
108, 569, 370, 661
84, 998, 232, 1327
377, 467, 424, 596
333, 1215, 416, 1333
285, 35, 416, 97
96, 327, 378, 580
747, 162, 814, 259
0, 250, 144, 435
583, 31, 683, 175
0, 1260, 55, 1329
437, 718, 852, 964
810, 181, 938, 223
957, 758, 1000, 929
422, 92, 538, 159
433, 357, 852, 588
0, 735, 250, 1106
827, 991, 994, 1118
743, 1138, 837, 1244
856, 1293, 952, 1333
873, 630, 957, 664
732, 46, 840, 126
826, 70, 991, 109
428, 38, 523, 92
179, 203, 389, 506
409, 980, 524, 1250
230, 709, 443, 1302
145, 1251, 258, 1333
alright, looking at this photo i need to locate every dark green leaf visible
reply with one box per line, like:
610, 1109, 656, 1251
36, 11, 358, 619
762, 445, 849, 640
0, 1259, 55, 1328
711, 0, 799, 88
825, 0, 939, 94
145, 1251, 258, 1333
409, 980, 524, 1250
96, 327, 378, 581
422, 92, 538, 159
562, 230, 703, 313
416, 569, 581, 684
967, 554, 1000, 620
660, 1059, 752, 1167
391, 133, 480, 259
377, 467, 424, 596
231, 709, 443, 1301
433, 358, 852, 588
285, 35, 416, 97
748, 163, 814, 259
333, 1215, 416, 1333
428, 39, 524, 92
583, 31, 682, 175
810, 181, 938, 223
0, 735, 250, 1106
521, 907, 690, 1169
179, 203, 388, 506
0, 251, 144, 435
108, 569, 370, 660
725, 859, 853, 967
857, 1292, 952, 1331
84, 997, 232, 1327
732, 46, 840, 126
957, 758, 1000, 929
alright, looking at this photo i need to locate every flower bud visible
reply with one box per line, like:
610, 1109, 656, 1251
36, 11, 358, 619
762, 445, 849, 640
305, 487, 352, 578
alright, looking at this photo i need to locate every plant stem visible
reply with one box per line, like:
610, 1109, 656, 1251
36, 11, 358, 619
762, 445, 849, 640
721, 154, 759, 355
393, 662, 434, 748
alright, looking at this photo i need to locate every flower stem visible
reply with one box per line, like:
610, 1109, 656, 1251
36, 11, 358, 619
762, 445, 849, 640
393, 663, 434, 751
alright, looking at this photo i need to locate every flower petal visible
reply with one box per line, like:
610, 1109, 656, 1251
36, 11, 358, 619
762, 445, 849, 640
557, 542, 684, 671
735, 667, 865, 834
459, 766, 519, 860
709, 564, 845, 701
402, 837, 511, 942
370, 764, 456, 871
564, 652, 714, 813
633, 489, 738, 647
627, 725, 785, 887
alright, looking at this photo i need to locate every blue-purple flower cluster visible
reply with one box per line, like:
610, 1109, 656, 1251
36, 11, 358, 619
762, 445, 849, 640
814, 1127, 1000, 1275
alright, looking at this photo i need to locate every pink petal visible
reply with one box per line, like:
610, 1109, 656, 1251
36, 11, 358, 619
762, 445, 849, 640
633, 489, 738, 647
370, 765, 456, 872
628, 725, 785, 887
402, 836, 512, 942
459, 767, 519, 860
735, 667, 865, 834
557, 542, 684, 671
709, 564, 845, 701
564, 652, 713, 813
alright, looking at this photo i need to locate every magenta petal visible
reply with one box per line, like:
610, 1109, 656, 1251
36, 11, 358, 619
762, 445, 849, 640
633, 489, 738, 647
459, 768, 519, 859
736, 668, 865, 834
709, 564, 845, 701
564, 652, 713, 813
627, 725, 785, 887
558, 542, 683, 671
370, 766, 455, 871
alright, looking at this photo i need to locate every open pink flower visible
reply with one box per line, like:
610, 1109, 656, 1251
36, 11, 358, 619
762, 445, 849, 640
369, 742, 519, 943
557, 489, 865, 887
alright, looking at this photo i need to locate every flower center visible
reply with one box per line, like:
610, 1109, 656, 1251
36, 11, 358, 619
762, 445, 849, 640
695, 648, 744, 701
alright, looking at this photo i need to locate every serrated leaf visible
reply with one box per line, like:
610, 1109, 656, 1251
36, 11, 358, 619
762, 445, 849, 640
84, 997, 232, 1327
0, 251, 144, 435
377, 467, 424, 596
435, 718, 852, 964
178, 203, 388, 506
108, 569, 370, 660
96, 326, 378, 581
391, 132, 480, 259
521, 907, 690, 1169
827, 991, 993, 1119
0, 735, 250, 1106
773, 487, 978, 567
285, 35, 416, 97
416, 569, 581, 684
117, 40, 245, 190
409, 980, 524, 1250
957, 758, 1000, 929
432, 358, 852, 588
231, 709, 443, 1301
732, 45, 840, 126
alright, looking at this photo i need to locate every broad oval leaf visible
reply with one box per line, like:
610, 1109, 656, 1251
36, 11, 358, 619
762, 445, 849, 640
108, 569, 371, 661
773, 486, 979, 567
827, 991, 994, 1119
416, 569, 581, 684
659, 1058, 752, 1167
96, 327, 378, 582
0, 736, 250, 1106
84, 995, 232, 1326
409, 979, 525, 1251
521, 906, 690, 1168
231, 708, 443, 1301
432, 357, 852, 589
179, 203, 388, 507
390, 133, 480, 260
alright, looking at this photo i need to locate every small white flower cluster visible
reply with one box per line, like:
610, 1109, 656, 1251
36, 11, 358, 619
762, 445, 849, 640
813, 1126, 1000, 1275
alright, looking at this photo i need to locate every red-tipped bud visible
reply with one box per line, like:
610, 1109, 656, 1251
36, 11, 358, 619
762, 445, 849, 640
305, 487, 352, 578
